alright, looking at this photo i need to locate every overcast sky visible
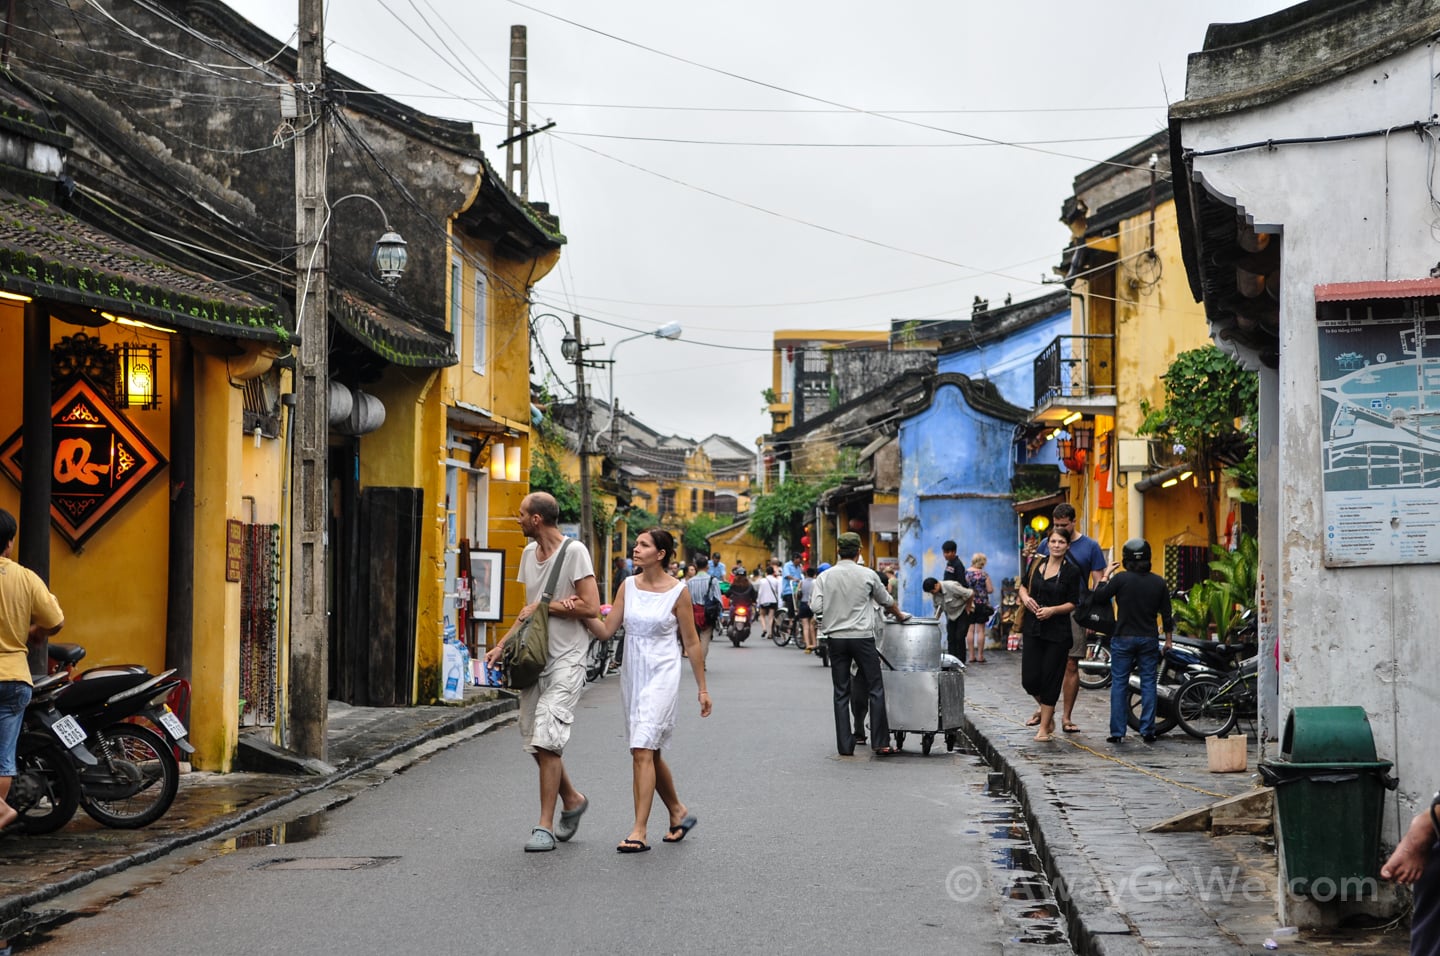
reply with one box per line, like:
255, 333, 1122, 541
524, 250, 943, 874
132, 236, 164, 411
227, 0, 1293, 451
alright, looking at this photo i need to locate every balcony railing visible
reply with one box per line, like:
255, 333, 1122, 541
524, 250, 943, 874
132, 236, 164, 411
1033, 334, 1116, 411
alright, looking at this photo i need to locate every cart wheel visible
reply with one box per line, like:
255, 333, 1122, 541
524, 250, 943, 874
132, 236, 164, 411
922, 734, 934, 755
893, 731, 905, 750
945, 732, 957, 752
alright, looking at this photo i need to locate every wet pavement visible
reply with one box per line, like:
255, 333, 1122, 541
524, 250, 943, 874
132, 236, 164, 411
0, 650, 1418, 954
0, 686, 515, 936
959, 648, 1411, 955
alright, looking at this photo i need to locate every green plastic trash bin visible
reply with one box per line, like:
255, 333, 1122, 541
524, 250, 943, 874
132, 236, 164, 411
1259, 706, 1398, 897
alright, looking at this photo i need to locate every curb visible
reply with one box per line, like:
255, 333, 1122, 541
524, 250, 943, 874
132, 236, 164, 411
963, 710, 1145, 956
0, 696, 518, 923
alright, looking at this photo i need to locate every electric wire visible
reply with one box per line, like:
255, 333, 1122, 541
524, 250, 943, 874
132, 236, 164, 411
506, 0, 1167, 175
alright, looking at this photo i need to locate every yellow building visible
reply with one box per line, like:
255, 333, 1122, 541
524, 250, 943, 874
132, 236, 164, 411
1037, 132, 1224, 577
439, 165, 563, 657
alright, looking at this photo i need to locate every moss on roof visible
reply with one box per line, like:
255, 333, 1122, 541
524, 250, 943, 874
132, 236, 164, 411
0, 191, 287, 341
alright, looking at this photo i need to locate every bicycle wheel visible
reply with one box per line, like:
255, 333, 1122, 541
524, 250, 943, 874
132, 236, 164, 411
1078, 640, 1111, 690
771, 609, 793, 647
584, 638, 608, 682
1175, 675, 1238, 739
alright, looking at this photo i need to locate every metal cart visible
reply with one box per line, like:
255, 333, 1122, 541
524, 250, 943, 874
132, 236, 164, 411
879, 617, 966, 755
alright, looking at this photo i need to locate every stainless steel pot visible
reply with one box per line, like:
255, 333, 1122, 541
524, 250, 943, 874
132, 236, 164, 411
881, 617, 943, 672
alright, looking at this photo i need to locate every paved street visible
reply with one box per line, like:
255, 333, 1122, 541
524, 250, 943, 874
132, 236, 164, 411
25, 638, 1065, 956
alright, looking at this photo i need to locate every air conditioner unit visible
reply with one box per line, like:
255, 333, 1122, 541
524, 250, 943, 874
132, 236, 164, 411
1116, 438, 1154, 472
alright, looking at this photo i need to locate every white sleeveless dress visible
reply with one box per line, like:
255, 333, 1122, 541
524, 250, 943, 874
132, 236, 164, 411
620, 577, 686, 750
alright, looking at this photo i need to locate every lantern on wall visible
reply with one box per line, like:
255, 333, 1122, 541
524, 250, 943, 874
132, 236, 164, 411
115, 342, 161, 410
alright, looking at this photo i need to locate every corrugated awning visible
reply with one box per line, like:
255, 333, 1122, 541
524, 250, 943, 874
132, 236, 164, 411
1315, 278, 1440, 301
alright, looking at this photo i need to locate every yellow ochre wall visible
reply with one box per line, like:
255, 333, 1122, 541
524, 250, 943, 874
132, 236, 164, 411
0, 310, 170, 673
1081, 201, 1214, 553
360, 368, 444, 702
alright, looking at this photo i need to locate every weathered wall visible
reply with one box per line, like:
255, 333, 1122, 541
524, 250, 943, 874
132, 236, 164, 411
897, 384, 1024, 616
1182, 40, 1433, 836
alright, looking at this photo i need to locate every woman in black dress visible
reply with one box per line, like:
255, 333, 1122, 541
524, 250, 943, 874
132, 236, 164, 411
1017, 528, 1084, 741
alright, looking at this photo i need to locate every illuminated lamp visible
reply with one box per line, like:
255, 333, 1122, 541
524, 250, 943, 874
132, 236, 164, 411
115, 342, 161, 410
0, 289, 33, 303
1029, 515, 1050, 534
1062, 411, 1083, 426
505, 445, 522, 482
490, 442, 506, 478
1179, 470, 1194, 482
1161, 477, 1180, 488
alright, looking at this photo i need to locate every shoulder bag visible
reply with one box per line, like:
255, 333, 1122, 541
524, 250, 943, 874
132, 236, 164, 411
501, 538, 574, 690
1072, 574, 1117, 636
1011, 559, 1039, 634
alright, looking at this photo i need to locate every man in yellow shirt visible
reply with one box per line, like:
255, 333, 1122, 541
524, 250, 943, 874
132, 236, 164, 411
0, 508, 65, 833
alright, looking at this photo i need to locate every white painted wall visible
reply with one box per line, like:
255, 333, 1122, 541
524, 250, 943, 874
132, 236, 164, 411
1180, 41, 1439, 836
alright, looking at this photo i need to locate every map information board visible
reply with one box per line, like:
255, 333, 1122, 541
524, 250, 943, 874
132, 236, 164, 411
1318, 309, 1440, 566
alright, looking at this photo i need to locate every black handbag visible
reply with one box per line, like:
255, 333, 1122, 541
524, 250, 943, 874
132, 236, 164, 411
1072, 586, 1117, 636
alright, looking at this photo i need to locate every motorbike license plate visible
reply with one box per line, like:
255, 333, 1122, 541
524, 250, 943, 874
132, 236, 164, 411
52, 714, 87, 749
157, 710, 188, 739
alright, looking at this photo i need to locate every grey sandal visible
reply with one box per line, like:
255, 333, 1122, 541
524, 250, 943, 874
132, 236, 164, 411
524, 826, 556, 852
555, 795, 589, 842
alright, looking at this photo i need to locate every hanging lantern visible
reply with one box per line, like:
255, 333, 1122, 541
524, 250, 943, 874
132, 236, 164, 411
371, 229, 409, 288
1029, 514, 1050, 534
490, 442, 506, 477
115, 342, 161, 410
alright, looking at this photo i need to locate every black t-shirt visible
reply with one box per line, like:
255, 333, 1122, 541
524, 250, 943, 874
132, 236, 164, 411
1090, 571, 1174, 638
942, 554, 964, 582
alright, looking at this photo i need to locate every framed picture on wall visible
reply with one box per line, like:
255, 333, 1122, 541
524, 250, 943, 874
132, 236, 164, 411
470, 549, 504, 622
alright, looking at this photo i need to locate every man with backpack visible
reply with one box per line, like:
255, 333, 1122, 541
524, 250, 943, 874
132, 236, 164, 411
686, 558, 721, 666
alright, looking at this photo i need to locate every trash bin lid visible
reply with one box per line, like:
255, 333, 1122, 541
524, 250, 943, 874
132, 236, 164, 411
1281, 706, 1378, 763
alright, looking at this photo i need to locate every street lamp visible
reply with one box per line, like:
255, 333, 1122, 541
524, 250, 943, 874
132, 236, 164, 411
601, 322, 681, 449
331, 193, 408, 288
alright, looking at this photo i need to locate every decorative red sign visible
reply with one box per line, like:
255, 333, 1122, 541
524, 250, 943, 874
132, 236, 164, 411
0, 376, 167, 551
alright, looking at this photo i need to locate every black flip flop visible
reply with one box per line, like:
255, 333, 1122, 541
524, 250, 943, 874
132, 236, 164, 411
617, 839, 651, 853
663, 814, 698, 843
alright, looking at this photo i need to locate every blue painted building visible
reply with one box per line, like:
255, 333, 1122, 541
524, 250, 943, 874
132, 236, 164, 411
894, 292, 1071, 614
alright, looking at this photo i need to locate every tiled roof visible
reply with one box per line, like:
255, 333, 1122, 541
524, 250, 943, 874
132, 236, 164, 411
0, 191, 286, 340
332, 289, 456, 368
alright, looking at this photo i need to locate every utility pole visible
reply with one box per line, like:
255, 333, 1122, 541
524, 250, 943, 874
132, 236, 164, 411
289, 0, 330, 761
506, 26, 528, 199
571, 314, 593, 553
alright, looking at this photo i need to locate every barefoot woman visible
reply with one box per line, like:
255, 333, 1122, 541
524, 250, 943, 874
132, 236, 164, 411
1016, 528, 1083, 741
582, 528, 711, 851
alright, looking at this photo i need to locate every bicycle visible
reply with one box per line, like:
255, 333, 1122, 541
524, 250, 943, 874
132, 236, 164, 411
1173, 656, 1258, 739
584, 630, 619, 683
771, 604, 800, 647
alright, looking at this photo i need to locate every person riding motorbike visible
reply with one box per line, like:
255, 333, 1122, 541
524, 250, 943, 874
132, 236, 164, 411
726, 569, 757, 629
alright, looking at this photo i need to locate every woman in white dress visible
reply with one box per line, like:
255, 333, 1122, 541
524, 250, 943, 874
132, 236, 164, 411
581, 528, 711, 852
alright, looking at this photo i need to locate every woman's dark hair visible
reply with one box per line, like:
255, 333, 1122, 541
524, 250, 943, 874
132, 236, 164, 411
643, 528, 676, 568
1048, 527, 1073, 543
922, 576, 939, 592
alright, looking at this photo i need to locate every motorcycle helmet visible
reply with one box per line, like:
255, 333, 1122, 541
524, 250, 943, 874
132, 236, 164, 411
1121, 538, 1152, 574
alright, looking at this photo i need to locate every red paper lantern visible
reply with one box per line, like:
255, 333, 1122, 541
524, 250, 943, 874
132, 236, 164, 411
847, 518, 865, 532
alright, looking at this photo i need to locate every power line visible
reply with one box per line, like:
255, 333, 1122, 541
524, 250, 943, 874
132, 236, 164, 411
507, 0, 1162, 175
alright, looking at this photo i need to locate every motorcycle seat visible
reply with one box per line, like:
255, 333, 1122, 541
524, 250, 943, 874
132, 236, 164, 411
48, 643, 87, 665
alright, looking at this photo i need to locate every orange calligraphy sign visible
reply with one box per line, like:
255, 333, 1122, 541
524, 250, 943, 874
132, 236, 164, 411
0, 376, 167, 551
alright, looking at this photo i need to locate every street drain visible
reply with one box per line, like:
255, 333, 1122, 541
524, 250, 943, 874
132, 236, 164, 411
976, 776, 1070, 948
256, 856, 398, 870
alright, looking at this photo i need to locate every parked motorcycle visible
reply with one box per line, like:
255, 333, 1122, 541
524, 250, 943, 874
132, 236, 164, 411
36, 643, 192, 829
8, 687, 97, 834
1122, 636, 1254, 735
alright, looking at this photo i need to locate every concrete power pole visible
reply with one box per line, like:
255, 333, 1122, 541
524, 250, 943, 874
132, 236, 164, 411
289, 0, 330, 761
572, 314, 593, 553
506, 25, 528, 199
